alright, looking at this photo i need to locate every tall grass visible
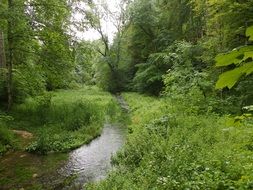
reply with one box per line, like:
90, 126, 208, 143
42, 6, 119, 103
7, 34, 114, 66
87, 93, 253, 190
10, 86, 121, 154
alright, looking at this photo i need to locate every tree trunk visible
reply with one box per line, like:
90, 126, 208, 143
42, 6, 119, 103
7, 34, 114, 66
0, 31, 6, 69
7, 0, 14, 111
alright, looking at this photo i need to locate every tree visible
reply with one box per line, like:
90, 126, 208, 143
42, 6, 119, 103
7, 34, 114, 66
80, 0, 130, 92
0, 0, 77, 108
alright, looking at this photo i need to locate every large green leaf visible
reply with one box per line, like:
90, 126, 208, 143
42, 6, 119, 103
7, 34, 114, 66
215, 46, 253, 67
246, 26, 253, 41
216, 68, 244, 89
216, 62, 253, 89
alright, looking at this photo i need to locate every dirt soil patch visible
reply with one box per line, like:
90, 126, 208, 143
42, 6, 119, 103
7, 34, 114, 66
12, 130, 33, 139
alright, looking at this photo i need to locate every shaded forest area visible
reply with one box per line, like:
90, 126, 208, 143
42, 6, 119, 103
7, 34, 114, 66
1, 0, 253, 111
1, 0, 253, 189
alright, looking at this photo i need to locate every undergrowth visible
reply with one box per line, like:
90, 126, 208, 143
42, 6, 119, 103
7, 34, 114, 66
8, 86, 121, 154
87, 93, 253, 190
0, 113, 16, 155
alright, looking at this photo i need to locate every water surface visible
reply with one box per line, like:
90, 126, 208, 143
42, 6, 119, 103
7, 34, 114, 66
53, 123, 127, 190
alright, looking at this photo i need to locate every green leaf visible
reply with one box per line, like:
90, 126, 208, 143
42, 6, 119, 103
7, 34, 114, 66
246, 26, 253, 41
216, 62, 253, 89
215, 46, 253, 67
243, 51, 253, 61
216, 68, 244, 89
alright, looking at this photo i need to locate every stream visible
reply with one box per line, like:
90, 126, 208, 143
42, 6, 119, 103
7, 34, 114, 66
0, 96, 128, 190
42, 95, 130, 190
51, 123, 127, 190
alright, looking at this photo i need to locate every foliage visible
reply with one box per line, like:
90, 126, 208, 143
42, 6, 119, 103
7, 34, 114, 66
133, 52, 171, 95
0, 0, 76, 107
161, 41, 239, 114
216, 26, 253, 89
0, 69, 6, 103
10, 86, 121, 154
0, 113, 15, 154
91, 0, 253, 107
13, 64, 46, 103
247, 26, 253, 41
87, 93, 253, 190
0, 0, 253, 188
74, 41, 97, 85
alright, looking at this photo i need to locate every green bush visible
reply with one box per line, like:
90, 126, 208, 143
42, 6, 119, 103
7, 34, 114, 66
13, 93, 53, 125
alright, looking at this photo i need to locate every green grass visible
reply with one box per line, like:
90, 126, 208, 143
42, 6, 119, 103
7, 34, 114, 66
0, 113, 17, 155
8, 86, 121, 154
87, 93, 253, 190
0, 126, 15, 155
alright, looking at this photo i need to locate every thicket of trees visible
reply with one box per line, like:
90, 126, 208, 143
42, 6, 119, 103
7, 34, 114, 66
99, 0, 253, 112
0, 0, 100, 110
0, 0, 76, 109
1, 0, 253, 112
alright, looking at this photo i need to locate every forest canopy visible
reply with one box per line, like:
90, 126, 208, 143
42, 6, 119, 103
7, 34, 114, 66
1, 0, 253, 109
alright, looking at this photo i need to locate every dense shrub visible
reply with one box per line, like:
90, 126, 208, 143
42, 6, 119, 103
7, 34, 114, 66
133, 41, 204, 96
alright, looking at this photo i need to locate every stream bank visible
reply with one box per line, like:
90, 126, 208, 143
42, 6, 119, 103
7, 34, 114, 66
0, 94, 129, 190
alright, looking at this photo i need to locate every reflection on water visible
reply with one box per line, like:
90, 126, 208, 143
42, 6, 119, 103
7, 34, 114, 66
57, 124, 126, 190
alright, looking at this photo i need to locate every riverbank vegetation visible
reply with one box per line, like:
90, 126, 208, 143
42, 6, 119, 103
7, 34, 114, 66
87, 93, 253, 189
0, 119, 15, 154
1, 0, 253, 189
1, 86, 120, 155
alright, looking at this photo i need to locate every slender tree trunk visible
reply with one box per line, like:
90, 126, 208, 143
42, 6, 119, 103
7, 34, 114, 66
116, 36, 121, 67
7, 0, 14, 111
0, 31, 6, 69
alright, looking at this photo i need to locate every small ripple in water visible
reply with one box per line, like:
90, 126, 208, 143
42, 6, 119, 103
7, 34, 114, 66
57, 124, 126, 190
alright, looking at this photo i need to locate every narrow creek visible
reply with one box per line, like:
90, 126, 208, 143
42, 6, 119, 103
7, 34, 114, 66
51, 124, 127, 190
46, 96, 129, 190
0, 95, 128, 190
